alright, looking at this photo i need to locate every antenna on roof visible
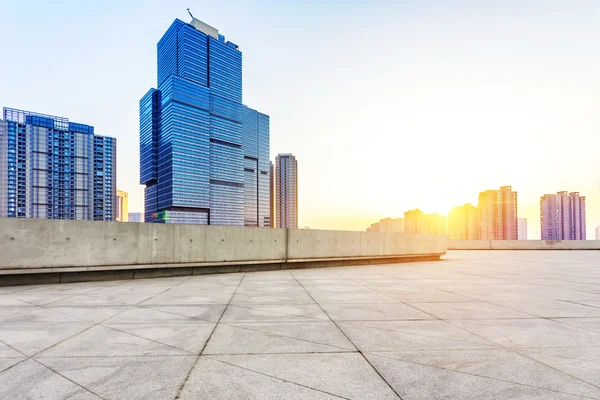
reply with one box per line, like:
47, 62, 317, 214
187, 8, 194, 19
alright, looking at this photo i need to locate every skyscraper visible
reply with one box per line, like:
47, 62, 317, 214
116, 190, 128, 222
275, 153, 298, 229
478, 186, 518, 240
518, 218, 528, 240
269, 161, 275, 227
0, 107, 116, 220
140, 17, 269, 225
540, 191, 586, 240
448, 204, 480, 240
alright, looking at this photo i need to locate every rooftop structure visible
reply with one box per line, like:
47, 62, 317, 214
0, 250, 598, 399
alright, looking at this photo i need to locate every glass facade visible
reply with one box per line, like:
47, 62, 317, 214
140, 17, 270, 226
0, 107, 116, 220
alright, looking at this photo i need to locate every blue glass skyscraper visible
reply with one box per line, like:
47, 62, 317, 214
0, 107, 116, 220
140, 17, 270, 226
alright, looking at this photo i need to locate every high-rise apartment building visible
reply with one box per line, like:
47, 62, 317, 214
404, 209, 446, 234
116, 190, 128, 222
518, 218, 528, 240
404, 209, 424, 234
448, 204, 479, 240
596, 225, 600, 240
367, 218, 404, 233
275, 153, 298, 229
423, 213, 447, 235
0, 107, 116, 220
540, 191, 586, 240
140, 17, 269, 225
478, 186, 518, 240
269, 161, 275, 227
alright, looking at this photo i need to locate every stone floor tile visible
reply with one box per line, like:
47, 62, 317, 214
408, 302, 535, 319
0, 323, 92, 356
552, 317, 600, 334
320, 302, 434, 321
104, 322, 215, 354
0, 307, 89, 324
365, 352, 584, 400
203, 321, 355, 354
490, 300, 600, 318
206, 353, 400, 399
46, 306, 130, 323
221, 304, 329, 322
140, 292, 234, 305
337, 320, 498, 352
368, 349, 600, 398
230, 292, 316, 304
141, 304, 227, 322
0, 357, 25, 372
0, 359, 101, 399
37, 356, 197, 400
178, 357, 341, 400
518, 348, 600, 387
451, 318, 600, 348
102, 306, 201, 324
37, 325, 190, 357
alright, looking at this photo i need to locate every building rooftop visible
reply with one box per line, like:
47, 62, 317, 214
0, 250, 599, 399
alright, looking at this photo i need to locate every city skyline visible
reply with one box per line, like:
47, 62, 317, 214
1, 1, 599, 236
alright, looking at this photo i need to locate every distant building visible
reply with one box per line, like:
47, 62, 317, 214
275, 154, 298, 229
596, 225, 600, 240
518, 218, 528, 240
448, 204, 479, 240
540, 191, 586, 240
404, 209, 446, 234
367, 218, 404, 233
116, 190, 128, 222
423, 213, 446, 235
0, 107, 116, 221
269, 161, 275, 228
404, 209, 424, 234
128, 212, 143, 223
478, 186, 518, 240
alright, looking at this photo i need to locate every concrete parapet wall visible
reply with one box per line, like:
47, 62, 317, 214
0, 218, 447, 284
449, 239, 600, 250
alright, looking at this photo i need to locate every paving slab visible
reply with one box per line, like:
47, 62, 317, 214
1, 250, 600, 399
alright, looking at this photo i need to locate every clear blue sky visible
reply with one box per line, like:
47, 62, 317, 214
1, 0, 599, 237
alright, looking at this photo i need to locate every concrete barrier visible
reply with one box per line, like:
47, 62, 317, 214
0, 218, 447, 285
449, 239, 600, 250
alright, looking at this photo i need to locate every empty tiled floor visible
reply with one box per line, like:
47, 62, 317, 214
1, 250, 600, 399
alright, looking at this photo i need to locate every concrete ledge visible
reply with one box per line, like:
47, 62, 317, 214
0, 254, 443, 286
0, 218, 447, 286
449, 240, 600, 250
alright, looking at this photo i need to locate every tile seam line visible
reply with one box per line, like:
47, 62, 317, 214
205, 356, 351, 400
208, 321, 355, 352
366, 351, 599, 400
290, 272, 404, 400
174, 272, 246, 400
30, 274, 196, 359
376, 271, 551, 319
443, 318, 600, 392
32, 358, 107, 400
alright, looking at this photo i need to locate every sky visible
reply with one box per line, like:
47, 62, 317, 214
1, 0, 599, 238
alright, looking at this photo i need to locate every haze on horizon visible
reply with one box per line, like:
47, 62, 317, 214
1, 0, 598, 237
